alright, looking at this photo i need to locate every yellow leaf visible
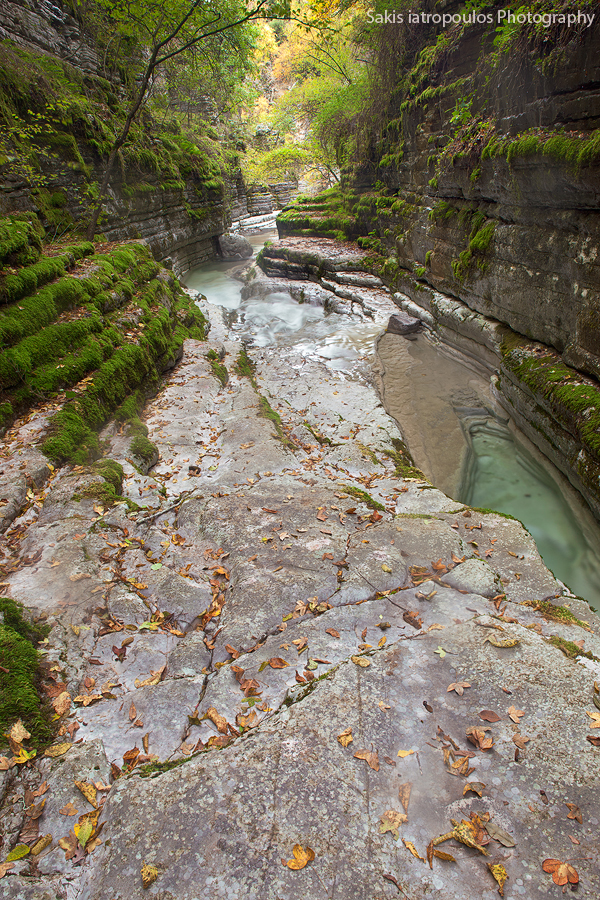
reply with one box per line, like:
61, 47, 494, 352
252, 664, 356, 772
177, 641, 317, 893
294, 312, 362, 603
44, 743, 71, 758
6, 844, 30, 861
74, 780, 97, 808
30, 834, 53, 857
141, 863, 158, 888
434, 849, 456, 862
351, 655, 371, 667
488, 862, 509, 896
398, 782, 412, 814
337, 727, 353, 748
74, 818, 94, 848
381, 564, 392, 573
485, 635, 520, 648
402, 839, 425, 862
354, 748, 379, 771
379, 809, 407, 839
285, 844, 315, 870
397, 749, 414, 758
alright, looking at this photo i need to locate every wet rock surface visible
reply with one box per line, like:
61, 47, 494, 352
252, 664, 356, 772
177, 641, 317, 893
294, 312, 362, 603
1, 236, 599, 899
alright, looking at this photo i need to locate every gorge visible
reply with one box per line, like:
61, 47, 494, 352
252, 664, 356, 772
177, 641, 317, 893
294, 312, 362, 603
1, 2, 600, 899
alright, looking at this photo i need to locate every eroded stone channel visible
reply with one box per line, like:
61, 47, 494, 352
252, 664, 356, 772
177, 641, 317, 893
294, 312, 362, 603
1, 235, 600, 900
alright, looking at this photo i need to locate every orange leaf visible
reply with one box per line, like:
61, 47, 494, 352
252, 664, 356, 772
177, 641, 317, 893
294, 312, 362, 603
542, 859, 579, 886
354, 748, 379, 770
285, 844, 315, 870
268, 657, 289, 669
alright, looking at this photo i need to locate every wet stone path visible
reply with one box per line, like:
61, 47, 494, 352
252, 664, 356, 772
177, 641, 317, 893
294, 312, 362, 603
1, 237, 599, 899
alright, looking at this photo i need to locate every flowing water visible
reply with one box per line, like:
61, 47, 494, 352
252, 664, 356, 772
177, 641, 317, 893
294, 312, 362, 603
184, 236, 600, 611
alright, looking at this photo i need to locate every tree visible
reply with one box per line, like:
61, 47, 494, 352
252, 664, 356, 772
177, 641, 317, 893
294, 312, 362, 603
84, 0, 291, 239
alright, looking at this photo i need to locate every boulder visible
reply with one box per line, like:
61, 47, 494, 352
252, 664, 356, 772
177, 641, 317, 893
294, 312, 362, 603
218, 233, 253, 260
386, 311, 421, 335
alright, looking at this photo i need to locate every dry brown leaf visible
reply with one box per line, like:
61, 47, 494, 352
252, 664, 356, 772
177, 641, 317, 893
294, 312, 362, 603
354, 748, 379, 771
129, 702, 137, 722
403, 610, 423, 630
325, 628, 340, 638
463, 782, 485, 797
479, 710, 501, 723
466, 726, 494, 751
206, 707, 228, 734
565, 802, 583, 823
485, 822, 515, 847
434, 849, 456, 862
59, 802, 79, 816
485, 634, 520, 648
378, 700, 391, 711
542, 859, 579, 886
507, 705, 524, 724
398, 782, 412, 814
402, 839, 425, 862
30, 834, 52, 857
447, 682, 470, 696
8, 720, 31, 744
285, 844, 315, 870
586, 710, 600, 728
337, 727, 353, 748
512, 733, 530, 749
268, 657, 289, 669
0, 862, 14, 879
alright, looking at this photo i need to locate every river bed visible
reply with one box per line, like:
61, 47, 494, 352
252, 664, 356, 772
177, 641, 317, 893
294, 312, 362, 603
184, 236, 600, 611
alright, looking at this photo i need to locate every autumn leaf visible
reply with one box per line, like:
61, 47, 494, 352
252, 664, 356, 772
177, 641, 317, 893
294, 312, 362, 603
466, 726, 493, 751
30, 834, 52, 857
351, 655, 371, 667
485, 822, 515, 847
402, 839, 425, 862
447, 682, 470, 695
403, 610, 423, 630
75, 780, 98, 808
542, 859, 579, 886
586, 710, 600, 728
52, 691, 72, 716
565, 803, 583, 823
512, 733, 530, 749
60, 802, 79, 816
206, 707, 228, 734
141, 863, 159, 888
325, 628, 340, 638
379, 809, 407, 839
354, 748, 379, 771
6, 844, 30, 861
337, 727, 353, 748
488, 862, 508, 896
485, 635, 520, 648
44, 742, 71, 758
397, 749, 414, 758
8, 720, 31, 744
398, 782, 412, 814
268, 657, 289, 669
479, 710, 501, 723
507, 705, 524, 723
284, 844, 315, 870
434, 848, 456, 862
463, 782, 485, 797
0, 862, 15, 879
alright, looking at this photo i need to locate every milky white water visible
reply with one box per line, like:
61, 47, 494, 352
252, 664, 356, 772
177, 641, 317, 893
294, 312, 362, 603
184, 237, 600, 611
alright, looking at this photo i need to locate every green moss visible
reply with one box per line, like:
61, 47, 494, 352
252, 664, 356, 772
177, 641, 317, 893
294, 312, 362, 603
234, 346, 257, 387
523, 600, 591, 630
129, 433, 158, 464
258, 396, 296, 450
382, 438, 425, 480
0, 598, 52, 749
206, 349, 228, 387
546, 635, 598, 662
304, 422, 334, 446
339, 485, 385, 511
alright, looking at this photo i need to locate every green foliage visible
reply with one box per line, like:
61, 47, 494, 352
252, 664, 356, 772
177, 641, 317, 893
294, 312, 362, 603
340, 485, 385, 511
206, 349, 229, 386
482, 128, 600, 171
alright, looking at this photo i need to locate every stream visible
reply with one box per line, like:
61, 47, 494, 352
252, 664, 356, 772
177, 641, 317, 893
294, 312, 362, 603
184, 232, 600, 612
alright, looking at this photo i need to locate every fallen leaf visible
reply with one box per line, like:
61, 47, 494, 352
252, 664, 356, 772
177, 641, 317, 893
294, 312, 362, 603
485, 635, 520, 648
268, 657, 289, 669
60, 802, 79, 816
141, 863, 159, 888
463, 782, 485, 797
206, 707, 228, 734
587, 735, 600, 746
378, 636, 387, 648
586, 710, 600, 728
74, 780, 97, 808
381, 563, 392, 574
512, 733, 530, 749
485, 822, 515, 847
466, 726, 494, 751
6, 844, 30, 861
507, 705, 524, 724
354, 748, 379, 771
8, 720, 31, 744
30, 834, 52, 856
488, 862, 508, 896
479, 710, 501, 723
44, 742, 71, 758
403, 610, 423, 630
398, 782, 412, 814
285, 844, 315, 870
434, 849, 456, 862
129, 702, 137, 722
542, 859, 579, 886
379, 809, 407, 839
337, 727, 353, 748
447, 682, 471, 696
351, 655, 371, 667
0, 863, 15, 879
565, 802, 583, 824
397, 749, 414, 758
325, 628, 340, 638
434, 646, 447, 658
378, 700, 391, 711
568, 834, 580, 844
402, 839, 425, 862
